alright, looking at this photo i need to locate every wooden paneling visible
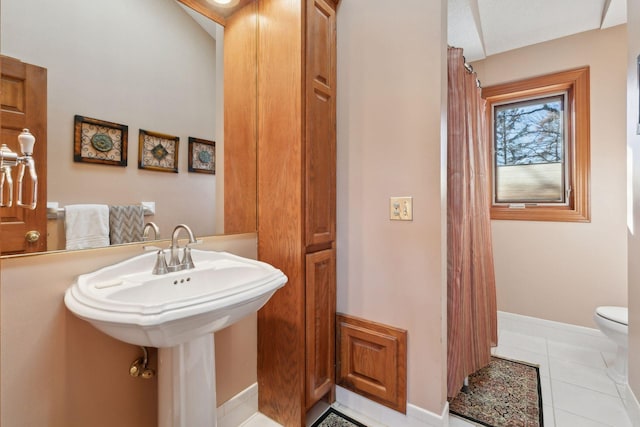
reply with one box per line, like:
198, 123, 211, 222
256, 0, 305, 426
256, 0, 338, 424
0, 55, 47, 254
224, 0, 258, 234
336, 314, 407, 414
305, 248, 336, 408
305, 0, 336, 248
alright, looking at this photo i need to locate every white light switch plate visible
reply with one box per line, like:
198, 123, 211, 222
390, 197, 413, 221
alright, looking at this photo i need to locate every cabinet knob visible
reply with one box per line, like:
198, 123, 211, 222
25, 230, 40, 243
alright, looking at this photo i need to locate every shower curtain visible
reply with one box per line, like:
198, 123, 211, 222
447, 47, 498, 399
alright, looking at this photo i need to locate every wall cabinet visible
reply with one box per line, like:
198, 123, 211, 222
305, 248, 336, 408
254, 0, 338, 425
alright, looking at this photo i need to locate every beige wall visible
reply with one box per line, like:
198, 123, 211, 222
336, 0, 448, 414
627, 0, 640, 406
473, 26, 628, 327
1, 0, 219, 243
0, 233, 258, 426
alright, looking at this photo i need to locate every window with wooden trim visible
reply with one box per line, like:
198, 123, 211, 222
483, 67, 590, 222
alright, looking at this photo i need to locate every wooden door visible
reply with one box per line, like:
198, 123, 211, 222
1, 56, 47, 254
305, 247, 336, 409
305, 0, 336, 248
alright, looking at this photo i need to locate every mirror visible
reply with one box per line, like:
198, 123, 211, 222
0, 0, 257, 254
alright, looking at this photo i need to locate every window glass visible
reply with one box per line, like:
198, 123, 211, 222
493, 94, 567, 204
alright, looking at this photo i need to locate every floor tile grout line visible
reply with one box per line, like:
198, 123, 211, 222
543, 336, 559, 427
546, 353, 608, 371
552, 406, 620, 427
550, 376, 626, 399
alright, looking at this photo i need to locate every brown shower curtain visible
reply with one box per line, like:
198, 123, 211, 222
447, 47, 498, 399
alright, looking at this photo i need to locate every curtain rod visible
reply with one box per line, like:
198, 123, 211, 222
449, 46, 483, 88
463, 57, 482, 89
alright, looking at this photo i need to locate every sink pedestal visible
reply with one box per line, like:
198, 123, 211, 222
158, 334, 217, 427
64, 250, 287, 426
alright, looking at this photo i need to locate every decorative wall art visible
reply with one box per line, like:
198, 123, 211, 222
138, 129, 179, 173
74, 115, 128, 166
188, 137, 216, 174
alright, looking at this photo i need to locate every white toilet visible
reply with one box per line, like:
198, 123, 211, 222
593, 306, 628, 384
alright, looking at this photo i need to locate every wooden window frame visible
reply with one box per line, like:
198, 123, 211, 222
483, 67, 591, 222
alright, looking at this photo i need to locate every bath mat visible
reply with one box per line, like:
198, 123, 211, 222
449, 356, 543, 427
310, 408, 367, 427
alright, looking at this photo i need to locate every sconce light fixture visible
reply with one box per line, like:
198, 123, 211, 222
0, 129, 38, 210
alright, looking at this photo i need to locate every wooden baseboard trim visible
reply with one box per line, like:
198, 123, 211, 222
336, 313, 407, 413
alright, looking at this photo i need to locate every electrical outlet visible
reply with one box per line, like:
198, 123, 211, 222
390, 197, 413, 221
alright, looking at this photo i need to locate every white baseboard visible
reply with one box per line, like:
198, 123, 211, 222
217, 383, 258, 427
335, 386, 448, 427
625, 383, 640, 427
498, 311, 616, 353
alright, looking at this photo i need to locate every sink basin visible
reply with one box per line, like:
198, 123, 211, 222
64, 249, 287, 348
65, 249, 287, 427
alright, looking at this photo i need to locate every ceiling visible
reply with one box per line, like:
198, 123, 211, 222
448, 0, 627, 62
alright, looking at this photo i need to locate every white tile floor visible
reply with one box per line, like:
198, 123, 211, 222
241, 413, 282, 427
451, 327, 633, 427
242, 322, 634, 427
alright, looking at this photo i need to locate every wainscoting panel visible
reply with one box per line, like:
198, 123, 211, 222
336, 314, 407, 413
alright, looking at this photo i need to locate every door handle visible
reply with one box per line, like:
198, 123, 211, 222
25, 230, 40, 243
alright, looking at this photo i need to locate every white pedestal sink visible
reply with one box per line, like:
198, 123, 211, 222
64, 250, 287, 427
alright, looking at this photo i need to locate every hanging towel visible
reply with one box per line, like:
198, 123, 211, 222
109, 205, 145, 245
64, 204, 110, 250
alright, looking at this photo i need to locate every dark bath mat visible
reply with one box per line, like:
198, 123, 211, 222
310, 407, 368, 427
449, 356, 543, 427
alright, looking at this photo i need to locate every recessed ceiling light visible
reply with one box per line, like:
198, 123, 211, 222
207, 0, 239, 6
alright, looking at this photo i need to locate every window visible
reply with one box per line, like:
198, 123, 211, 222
483, 67, 590, 222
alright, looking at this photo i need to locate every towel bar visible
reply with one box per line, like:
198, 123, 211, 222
47, 202, 155, 219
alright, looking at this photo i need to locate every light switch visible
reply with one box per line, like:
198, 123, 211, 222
390, 197, 413, 221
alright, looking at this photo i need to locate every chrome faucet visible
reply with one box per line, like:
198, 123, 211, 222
144, 223, 199, 275
167, 224, 198, 272
142, 222, 160, 241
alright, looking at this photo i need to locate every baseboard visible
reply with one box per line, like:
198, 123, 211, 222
497, 311, 615, 353
625, 383, 640, 427
217, 383, 258, 427
335, 386, 448, 427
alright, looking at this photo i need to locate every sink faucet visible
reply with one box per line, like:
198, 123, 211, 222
167, 224, 198, 272
142, 222, 160, 241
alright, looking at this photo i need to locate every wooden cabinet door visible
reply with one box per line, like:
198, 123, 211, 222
305, 0, 336, 248
305, 247, 336, 408
1, 56, 47, 254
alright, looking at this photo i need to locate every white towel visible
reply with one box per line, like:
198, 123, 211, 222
64, 204, 110, 250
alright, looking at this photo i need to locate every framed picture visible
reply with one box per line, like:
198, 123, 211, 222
73, 115, 128, 166
188, 137, 216, 174
138, 129, 179, 173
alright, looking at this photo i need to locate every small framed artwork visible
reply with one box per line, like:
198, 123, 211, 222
74, 115, 128, 166
188, 137, 216, 174
138, 129, 179, 173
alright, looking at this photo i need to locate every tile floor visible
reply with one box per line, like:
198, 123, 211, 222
241, 323, 634, 427
450, 327, 633, 427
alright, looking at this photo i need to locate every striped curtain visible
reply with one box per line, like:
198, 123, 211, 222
447, 47, 498, 399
